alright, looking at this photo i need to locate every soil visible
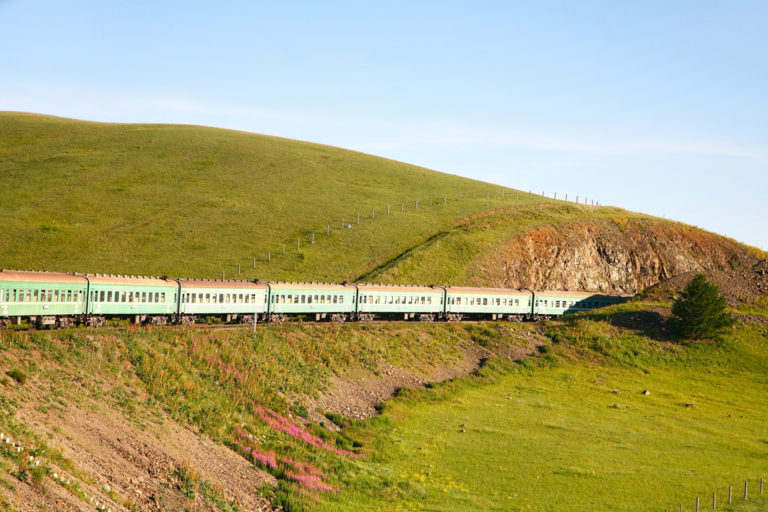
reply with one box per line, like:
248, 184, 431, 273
2, 378, 274, 512
475, 218, 768, 303
313, 329, 547, 421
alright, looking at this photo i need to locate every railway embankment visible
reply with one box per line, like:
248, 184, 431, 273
0, 321, 544, 511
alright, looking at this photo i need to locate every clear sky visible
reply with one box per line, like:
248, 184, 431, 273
2, 1, 766, 250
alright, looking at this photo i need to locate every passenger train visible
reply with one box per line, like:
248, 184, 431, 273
0, 270, 628, 328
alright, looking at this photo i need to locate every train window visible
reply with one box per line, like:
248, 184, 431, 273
375, 296, 380, 304
320, 295, 325, 304
483, 298, 488, 306
313, 295, 318, 303
240, 294, 244, 303
421, 297, 425, 304
106, 291, 111, 302
427, 297, 432, 304
339, 296, 343, 304
279, 295, 284, 304
142, 292, 147, 302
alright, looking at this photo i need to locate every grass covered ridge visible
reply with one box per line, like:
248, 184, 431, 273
0, 112, 581, 282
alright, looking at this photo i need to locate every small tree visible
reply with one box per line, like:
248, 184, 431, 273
671, 273, 734, 340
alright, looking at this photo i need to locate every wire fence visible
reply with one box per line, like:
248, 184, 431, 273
665, 476, 765, 511
221, 188, 603, 278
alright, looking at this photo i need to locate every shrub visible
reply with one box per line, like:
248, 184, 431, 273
671, 274, 734, 340
5, 369, 26, 385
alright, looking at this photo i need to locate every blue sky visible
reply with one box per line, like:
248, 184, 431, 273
2, 1, 767, 250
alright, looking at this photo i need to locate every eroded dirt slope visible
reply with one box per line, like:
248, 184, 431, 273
475, 218, 767, 301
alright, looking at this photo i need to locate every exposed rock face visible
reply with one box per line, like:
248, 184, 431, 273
476, 218, 766, 300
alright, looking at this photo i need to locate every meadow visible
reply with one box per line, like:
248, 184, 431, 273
318, 305, 768, 512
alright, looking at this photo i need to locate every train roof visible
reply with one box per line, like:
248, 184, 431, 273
86, 274, 178, 287
178, 279, 269, 290
535, 290, 630, 299
354, 283, 441, 293
0, 270, 87, 284
267, 282, 353, 291
445, 286, 532, 295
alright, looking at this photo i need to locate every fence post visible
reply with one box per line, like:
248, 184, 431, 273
268, 251, 271, 262
283, 243, 286, 254
760, 477, 763, 495
327, 225, 330, 235
357, 212, 360, 224
487, 191, 490, 199
371, 208, 374, 219
444, 194, 447, 204
387, 204, 390, 214
253, 257, 256, 268
222, 271, 225, 280
238, 264, 241, 276
311, 232, 315, 244
415, 199, 418, 209
401, 203, 404, 212
744, 481, 748, 499
713, 490, 716, 509
696, 496, 699, 512
729, 485, 732, 504
541, 191, 545, 198
297, 239, 300, 249
473, 191, 476, 199
554, 192, 557, 199
565, 193, 568, 201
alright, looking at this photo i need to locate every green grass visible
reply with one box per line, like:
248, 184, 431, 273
0, 112, 584, 282
317, 306, 768, 512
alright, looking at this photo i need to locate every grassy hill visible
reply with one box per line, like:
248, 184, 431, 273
0, 112, 582, 282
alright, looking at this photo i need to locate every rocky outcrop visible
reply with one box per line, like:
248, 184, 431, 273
476, 218, 767, 301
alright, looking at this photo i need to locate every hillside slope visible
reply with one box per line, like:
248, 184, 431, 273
0, 112, 545, 282
2, 113, 765, 298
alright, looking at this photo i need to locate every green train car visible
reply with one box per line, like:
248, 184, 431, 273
533, 290, 626, 317
0, 270, 87, 327
86, 275, 178, 326
355, 284, 443, 321
444, 287, 534, 321
178, 279, 269, 324
266, 282, 355, 321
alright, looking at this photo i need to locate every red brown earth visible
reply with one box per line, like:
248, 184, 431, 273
474, 218, 767, 303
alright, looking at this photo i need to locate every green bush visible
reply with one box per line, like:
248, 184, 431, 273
671, 274, 734, 340
5, 369, 26, 385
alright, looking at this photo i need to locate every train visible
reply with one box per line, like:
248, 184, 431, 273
0, 269, 628, 328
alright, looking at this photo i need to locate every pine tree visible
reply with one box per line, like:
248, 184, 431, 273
671, 273, 734, 340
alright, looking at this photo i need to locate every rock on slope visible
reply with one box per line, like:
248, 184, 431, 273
475, 218, 766, 301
